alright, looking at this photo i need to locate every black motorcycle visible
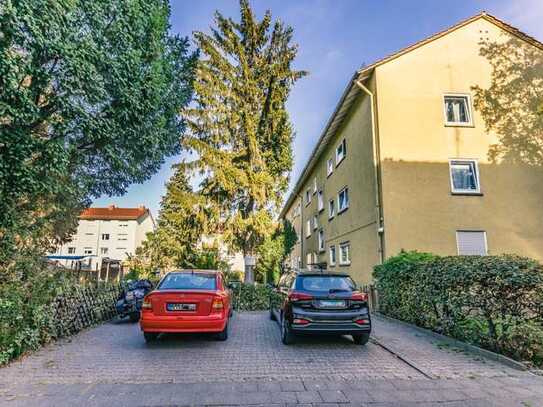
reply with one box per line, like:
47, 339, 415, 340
116, 279, 153, 322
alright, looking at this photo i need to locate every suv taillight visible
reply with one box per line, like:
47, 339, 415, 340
288, 291, 313, 302
350, 292, 368, 302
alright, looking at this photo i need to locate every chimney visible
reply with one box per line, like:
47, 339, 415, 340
108, 205, 115, 210
139, 205, 146, 210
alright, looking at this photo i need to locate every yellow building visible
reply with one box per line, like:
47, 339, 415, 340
280, 12, 543, 284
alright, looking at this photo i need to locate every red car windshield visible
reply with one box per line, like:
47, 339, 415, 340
158, 273, 217, 290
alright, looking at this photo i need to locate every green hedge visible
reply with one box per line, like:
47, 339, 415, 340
230, 283, 274, 311
0, 270, 120, 366
374, 252, 543, 367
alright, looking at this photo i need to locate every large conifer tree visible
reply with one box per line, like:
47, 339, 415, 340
185, 0, 306, 282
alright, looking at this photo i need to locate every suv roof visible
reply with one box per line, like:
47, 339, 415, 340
290, 269, 351, 277
169, 269, 219, 274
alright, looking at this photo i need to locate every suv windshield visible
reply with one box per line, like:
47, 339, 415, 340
297, 275, 356, 293
158, 273, 216, 290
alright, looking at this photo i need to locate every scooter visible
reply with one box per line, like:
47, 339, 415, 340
116, 279, 153, 322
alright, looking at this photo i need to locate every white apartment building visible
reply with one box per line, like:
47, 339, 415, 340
49, 205, 155, 270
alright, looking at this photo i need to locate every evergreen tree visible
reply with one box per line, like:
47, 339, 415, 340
185, 0, 306, 282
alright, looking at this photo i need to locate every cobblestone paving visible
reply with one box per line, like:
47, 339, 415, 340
1, 312, 541, 406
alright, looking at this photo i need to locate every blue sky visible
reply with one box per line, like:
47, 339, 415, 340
95, 0, 543, 218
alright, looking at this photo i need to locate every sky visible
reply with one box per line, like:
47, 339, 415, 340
95, 0, 543, 218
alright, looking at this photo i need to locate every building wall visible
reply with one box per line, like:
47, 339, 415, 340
53, 216, 153, 270
374, 18, 543, 260
284, 89, 380, 284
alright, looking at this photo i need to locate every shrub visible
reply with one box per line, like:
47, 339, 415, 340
230, 283, 274, 311
374, 252, 543, 367
0, 267, 120, 366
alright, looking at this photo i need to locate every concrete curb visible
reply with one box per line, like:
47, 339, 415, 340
374, 313, 530, 372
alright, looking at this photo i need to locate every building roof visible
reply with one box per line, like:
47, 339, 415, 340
280, 12, 543, 218
79, 205, 149, 221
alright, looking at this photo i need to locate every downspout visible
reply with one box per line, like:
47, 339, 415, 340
354, 79, 385, 265
298, 192, 304, 269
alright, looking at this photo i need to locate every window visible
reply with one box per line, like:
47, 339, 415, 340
339, 242, 351, 265
101, 233, 109, 240
298, 275, 355, 292
306, 252, 312, 268
306, 220, 311, 238
68, 247, 76, 254
336, 139, 346, 164
119, 223, 128, 228
449, 160, 480, 194
158, 272, 217, 290
317, 191, 324, 212
84, 247, 93, 255
118, 233, 128, 241
327, 158, 334, 176
329, 245, 336, 266
313, 215, 318, 230
117, 247, 127, 251
338, 187, 349, 213
444, 94, 472, 126
313, 177, 317, 194
305, 189, 311, 205
328, 199, 335, 219
456, 231, 487, 255
100, 247, 108, 255
85, 233, 94, 236
318, 230, 324, 252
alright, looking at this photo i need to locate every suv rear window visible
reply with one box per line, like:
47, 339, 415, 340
158, 273, 216, 290
297, 275, 356, 293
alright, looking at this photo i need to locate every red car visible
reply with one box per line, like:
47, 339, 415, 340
140, 270, 232, 342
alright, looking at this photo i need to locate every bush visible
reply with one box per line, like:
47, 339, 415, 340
0, 267, 120, 366
230, 283, 274, 311
374, 252, 543, 367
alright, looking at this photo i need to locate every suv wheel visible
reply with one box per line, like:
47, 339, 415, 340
281, 314, 294, 345
352, 333, 370, 345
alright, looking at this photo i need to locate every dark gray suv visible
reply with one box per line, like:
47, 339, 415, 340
269, 270, 371, 345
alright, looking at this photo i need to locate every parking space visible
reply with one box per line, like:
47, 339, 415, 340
1, 312, 541, 406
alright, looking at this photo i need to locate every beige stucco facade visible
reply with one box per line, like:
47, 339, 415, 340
281, 13, 543, 285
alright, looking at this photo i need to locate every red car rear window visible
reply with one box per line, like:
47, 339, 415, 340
158, 273, 216, 290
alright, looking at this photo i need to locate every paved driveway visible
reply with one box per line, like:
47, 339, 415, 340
1, 312, 541, 406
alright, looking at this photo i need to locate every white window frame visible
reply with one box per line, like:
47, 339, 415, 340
67, 247, 76, 254
337, 187, 349, 213
306, 219, 311, 238
318, 229, 325, 252
449, 159, 481, 194
317, 190, 324, 212
313, 177, 317, 194
100, 247, 108, 255
328, 199, 335, 219
305, 189, 311, 205
456, 230, 488, 256
339, 242, 351, 265
84, 247, 93, 255
336, 139, 346, 165
443, 93, 473, 127
101, 233, 109, 240
329, 245, 336, 266
313, 215, 318, 231
327, 158, 334, 177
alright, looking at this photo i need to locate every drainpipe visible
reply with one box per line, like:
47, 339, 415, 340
298, 192, 304, 269
354, 79, 385, 265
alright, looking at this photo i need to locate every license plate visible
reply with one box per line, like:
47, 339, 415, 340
318, 300, 346, 308
167, 303, 196, 311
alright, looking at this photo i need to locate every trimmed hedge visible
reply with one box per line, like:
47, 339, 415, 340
374, 252, 543, 367
0, 270, 120, 366
230, 283, 274, 311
